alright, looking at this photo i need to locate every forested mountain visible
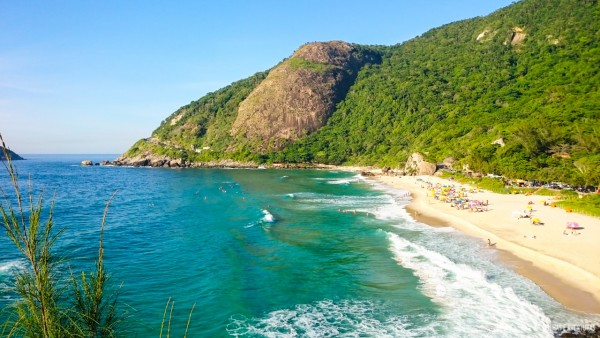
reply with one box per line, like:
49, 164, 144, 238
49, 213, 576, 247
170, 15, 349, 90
120, 0, 600, 187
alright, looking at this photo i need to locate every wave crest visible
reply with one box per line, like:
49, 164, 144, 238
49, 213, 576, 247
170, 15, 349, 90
226, 299, 435, 337
388, 233, 553, 337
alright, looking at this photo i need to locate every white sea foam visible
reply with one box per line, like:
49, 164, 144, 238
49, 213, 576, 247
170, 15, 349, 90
366, 183, 459, 232
369, 195, 409, 219
387, 233, 553, 337
0, 260, 25, 274
369, 179, 598, 329
314, 175, 362, 185
245, 210, 276, 229
328, 179, 351, 185
262, 209, 275, 223
226, 299, 436, 337
289, 192, 388, 211
431, 226, 456, 233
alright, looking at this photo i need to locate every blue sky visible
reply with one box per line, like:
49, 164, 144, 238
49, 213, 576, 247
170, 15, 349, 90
1, 0, 515, 154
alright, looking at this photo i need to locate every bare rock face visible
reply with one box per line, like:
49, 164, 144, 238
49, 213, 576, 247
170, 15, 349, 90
81, 160, 94, 166
510, 26, 526, 45
294, 41, 354, 67
442, 157, 456, 169
476, 29, 497, 43
231, 41, 371, 151
492, 138, 505, 147
404, 152, 437, 176
231, 64, 340, 147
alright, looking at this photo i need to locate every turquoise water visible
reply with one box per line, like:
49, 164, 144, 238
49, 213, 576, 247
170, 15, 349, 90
0, 155, 597, 337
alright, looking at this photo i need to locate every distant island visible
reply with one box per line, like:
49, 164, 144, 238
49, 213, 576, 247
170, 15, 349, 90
0, 147, 24, 161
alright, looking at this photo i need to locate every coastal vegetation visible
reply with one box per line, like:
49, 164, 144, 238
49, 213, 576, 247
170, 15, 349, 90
0, 136, 121, 337
439, 171, 600, 217
122, 0, 600, 189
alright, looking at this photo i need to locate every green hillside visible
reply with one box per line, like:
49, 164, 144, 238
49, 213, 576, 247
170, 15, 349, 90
124, 71, 269, 163
122, 0, 600, 187
282, 0, 600, 183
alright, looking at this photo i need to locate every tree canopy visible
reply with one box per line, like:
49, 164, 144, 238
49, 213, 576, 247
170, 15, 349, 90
124, 0, 600, 187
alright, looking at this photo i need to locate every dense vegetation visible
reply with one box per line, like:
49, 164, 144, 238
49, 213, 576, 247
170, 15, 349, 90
126, 71, 269, 162
279, 0, 600, 186
124, 0, 600, 188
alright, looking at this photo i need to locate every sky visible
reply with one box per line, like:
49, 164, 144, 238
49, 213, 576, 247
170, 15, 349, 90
1, 0, 516, 154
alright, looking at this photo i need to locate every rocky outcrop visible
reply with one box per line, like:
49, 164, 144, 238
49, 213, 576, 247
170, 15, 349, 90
0, 147, 24, 161
510, 26, 526, 46
476, 29, 496, 43
492, 138, 505, 147
81, 160, 94, 166
106, 154, 341, 169
112, 154, 179, 168
442, 157, 456, 170
230, 41, 379, 151
109, 153, 259, 169
404, 152, 437, 176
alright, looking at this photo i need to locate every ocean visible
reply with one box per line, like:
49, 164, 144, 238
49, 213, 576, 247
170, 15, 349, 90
0, 155, 597, 337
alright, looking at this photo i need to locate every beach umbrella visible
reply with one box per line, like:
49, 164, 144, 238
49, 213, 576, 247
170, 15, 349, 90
566, 222, 579, 229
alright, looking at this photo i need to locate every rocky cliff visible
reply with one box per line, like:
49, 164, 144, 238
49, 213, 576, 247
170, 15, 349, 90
231, 41, 378, 151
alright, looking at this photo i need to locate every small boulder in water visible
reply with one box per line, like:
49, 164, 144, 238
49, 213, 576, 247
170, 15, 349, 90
81, 160, 94, 166
262, 210, 275, 223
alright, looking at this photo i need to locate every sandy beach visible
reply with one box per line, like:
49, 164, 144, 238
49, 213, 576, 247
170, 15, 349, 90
370, 173, 600, 314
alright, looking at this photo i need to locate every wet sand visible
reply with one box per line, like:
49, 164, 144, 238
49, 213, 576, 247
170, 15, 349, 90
373, 174, 600, 314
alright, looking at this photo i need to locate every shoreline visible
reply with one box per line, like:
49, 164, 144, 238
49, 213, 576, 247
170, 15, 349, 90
405, 205, 600, 313
75, 161, 600, 313
370, 173, 600, 314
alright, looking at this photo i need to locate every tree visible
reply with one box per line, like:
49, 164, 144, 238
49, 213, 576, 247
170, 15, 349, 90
574, 155, 600, 189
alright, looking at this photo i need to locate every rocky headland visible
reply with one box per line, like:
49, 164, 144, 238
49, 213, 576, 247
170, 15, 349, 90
0, 147, 24, 161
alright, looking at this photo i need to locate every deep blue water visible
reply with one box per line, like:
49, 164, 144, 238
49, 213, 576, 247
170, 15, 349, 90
0, 155, 597, 337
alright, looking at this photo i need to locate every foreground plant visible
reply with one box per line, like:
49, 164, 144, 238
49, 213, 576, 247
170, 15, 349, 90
159, 298, 195, 338
0, 134, 121, 337
70, 192, 121, 337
